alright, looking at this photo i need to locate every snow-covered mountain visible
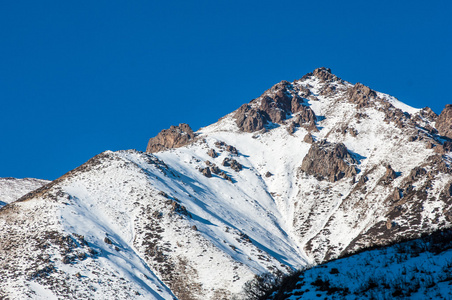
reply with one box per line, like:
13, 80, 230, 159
0, 177, 49, 208
1, 68, 451, 299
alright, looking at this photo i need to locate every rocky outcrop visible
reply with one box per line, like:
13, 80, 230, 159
146, 123, 195, 153
379, 164, 398, 185
347, 83, 377, 108
234, 78, 317, 132
436, 104, 452, 139
303, 133, 314, 144
200, 167, 212, 178
434, 141, 452, 154
207, 149, 217, 158
234, 104, 268, 132
312, 67, 338, 82
419, 107, 438, 122
214, 141, 239, 155
222, 158, 242, 172
300, 140, 358, 182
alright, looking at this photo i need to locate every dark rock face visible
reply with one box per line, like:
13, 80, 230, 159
234, 79, 317, 132
200, 167, 212, 178
436, 104, 452, 139
234, 104, 268, 133
347, 83, 377, 108
146, 124, 195, 153
300, 140, 358, 182
225, 145, 238, 155
222, 158, 242, 172
207, 149, 217, 158
210, 165, 221, 175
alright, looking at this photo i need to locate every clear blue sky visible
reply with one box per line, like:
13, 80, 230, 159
1, 1, 451, 180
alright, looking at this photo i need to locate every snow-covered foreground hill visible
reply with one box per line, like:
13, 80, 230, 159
260, 229, 452, 299
1, 68, 451, 299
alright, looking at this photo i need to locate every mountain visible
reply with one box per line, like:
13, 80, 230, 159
1, 68, 451, 299
0, 177, 49, 208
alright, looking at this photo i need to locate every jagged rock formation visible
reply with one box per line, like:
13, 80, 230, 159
146, 123, 195, 153
347, 82, 377, 108
1, 68, 452, 299
233, 76, 317, 132
436, 104, 452, 139
300, 140, 358, 182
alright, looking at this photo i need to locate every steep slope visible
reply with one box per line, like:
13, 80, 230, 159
1, 68, 451, 299
0, 177, 49, 207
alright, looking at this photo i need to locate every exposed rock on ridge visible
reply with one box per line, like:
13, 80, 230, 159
146, 123, 195, 153
347, 82, 377, 108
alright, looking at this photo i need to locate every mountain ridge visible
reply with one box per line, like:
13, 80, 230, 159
1, 68, 451, 299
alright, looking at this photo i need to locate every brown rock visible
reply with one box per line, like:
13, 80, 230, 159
214, 141, 226, 149
234, 104, 268, 132
287, 122, 296, 134
407, 167, 427, 181
434, 141, 452, 154
222, 158, 242, 172
300, 140, 358, 182
312, 67, 336, 82
207, 149, 217, 158
234, 78, 316, 132
146, 123, 195, 153
200, 167, 212, 178
319, 84, 338, 96
219, 171, 232, 182
419, 107, 438, 122
436, 104, 452, 139
393, 188, 402, 201
303, 133, 314, 144
358, 175, 368, 186
226, 145, 238, 155
210, 165, 221, 175
427, 143, 436, 149
347, 83, 377, 108
445, 182, 452, 197
265, 171, 272, 178
380, 164, 397, 185
294, 106, 317, 125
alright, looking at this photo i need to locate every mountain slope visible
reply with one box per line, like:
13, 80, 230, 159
1, 68, 451, 299
0, 177, 49, 207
